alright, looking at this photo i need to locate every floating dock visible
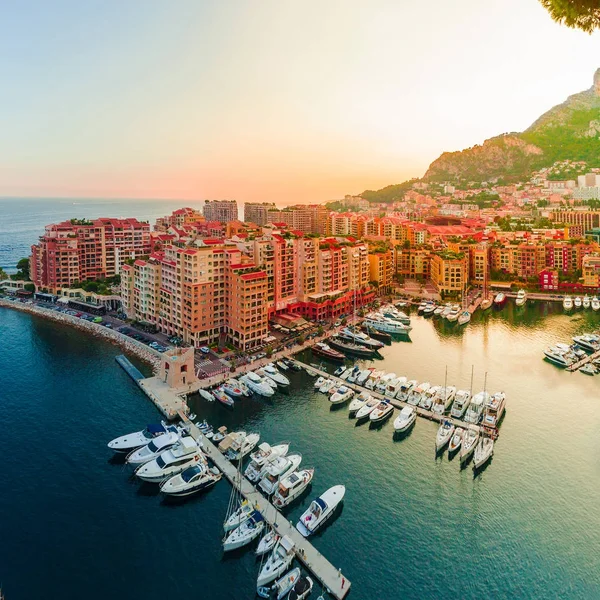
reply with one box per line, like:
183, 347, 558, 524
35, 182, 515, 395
293, 359, 484, 434
180, 412, 352, 600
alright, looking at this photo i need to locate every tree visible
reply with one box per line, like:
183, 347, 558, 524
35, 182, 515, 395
0, 267, 7, 281
540, 0, 600, 32
24, 283, 35, 292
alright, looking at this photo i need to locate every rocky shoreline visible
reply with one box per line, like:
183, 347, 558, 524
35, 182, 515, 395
0, 298, 161, 371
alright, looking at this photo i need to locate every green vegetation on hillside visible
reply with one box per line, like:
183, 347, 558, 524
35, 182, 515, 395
359, 179, 419, 203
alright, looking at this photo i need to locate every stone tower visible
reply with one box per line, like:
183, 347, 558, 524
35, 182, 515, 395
159, 346, 198, 389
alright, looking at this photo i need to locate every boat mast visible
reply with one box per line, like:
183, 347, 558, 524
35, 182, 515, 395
444, 365, 448, 402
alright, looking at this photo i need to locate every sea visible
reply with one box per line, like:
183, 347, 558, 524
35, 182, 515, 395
2, 199, 600, 599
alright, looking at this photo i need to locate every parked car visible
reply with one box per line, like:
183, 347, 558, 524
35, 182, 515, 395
200, 346, 210, 354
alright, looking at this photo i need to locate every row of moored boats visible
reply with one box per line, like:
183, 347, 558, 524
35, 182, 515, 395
544, 333, 600, 374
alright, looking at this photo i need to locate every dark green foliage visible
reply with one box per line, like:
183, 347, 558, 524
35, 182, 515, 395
540, 0, 600, 32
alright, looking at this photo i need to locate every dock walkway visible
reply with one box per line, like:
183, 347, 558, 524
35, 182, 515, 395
293, 360, 483, 434
181, 413, 351, 600
567, 349, 600, 372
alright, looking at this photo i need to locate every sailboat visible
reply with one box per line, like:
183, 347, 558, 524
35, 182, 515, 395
460, 366, 479, 465
457, 280, 471, 325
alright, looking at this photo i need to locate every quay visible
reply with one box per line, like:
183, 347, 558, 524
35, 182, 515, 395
566, 348, 600, 372
180, 412, 352, 600
293, 359, 484, 434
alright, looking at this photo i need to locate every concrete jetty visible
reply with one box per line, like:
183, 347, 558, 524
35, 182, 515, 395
566, 348, 600, 372
181, 413, 352, 600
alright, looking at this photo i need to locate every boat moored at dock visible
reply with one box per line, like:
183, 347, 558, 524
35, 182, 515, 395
107, 422, 179, 453
296, 485, 346, 537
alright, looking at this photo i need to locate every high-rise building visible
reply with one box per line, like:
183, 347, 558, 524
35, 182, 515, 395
244, 202, 276, 225
30, 218, 151, 292
203, 200, 239, 223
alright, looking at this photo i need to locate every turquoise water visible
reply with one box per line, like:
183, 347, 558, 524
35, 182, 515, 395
2, 302, 600, 598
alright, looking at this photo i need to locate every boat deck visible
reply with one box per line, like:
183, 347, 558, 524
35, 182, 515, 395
181, 413, 352, 600
566, 348, 600, 372
294, 360, 484, 434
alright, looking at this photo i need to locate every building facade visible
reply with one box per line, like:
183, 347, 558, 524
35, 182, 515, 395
203, 200, 239, 223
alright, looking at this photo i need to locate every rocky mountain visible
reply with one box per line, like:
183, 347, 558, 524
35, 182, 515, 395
423, 68, 600, 183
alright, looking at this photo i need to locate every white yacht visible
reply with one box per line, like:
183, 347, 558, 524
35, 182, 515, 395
261, 568, 301, 600
356, 369, 372, 385
447, 305, 460, 322
263, 364, 290, 386
593, 297, 600, 311
432, 386, 456, 415
355, 396, 380, 420
255, 529, 279, 557
126, 431, 181, 466
435, 420, 455, 451
255, 368, 280, 389
346, 366, 361, 384
135, 437, 202, 483
583, 295, 591, 309
314, 376, 326, 389
408, 382, 430, 406
258, 454, 303, 495
364, 370, 382, 390
464, 391, 489, 424
393, 406, 417, 433
574, 296, 582, 309
222, 379, 247, 398
450, 390, 471, 418
434, 306, 444, 316
296, 485, 345, 537
257, 535, 295, 587
244, 443, 290, 482
473, 436, 494, 469
441, 304, 453, 318
543, 345, 575, 368
385, 376, 406, 399
272, 468, 315, 508
319, 379, 336, 394
339, 368, 353, 381
448, 427, 464, 453
419, 385, 439, 411
515, 289, 527, 307
339, 327, 384, 350
330, 386, 354, 405
376, 373, 396, 395
241, 372, 275, 397
198, 389, 215, 402
287, 575, 314, 600
380, 305, 411, 324
563, 296, 573, 311
397, 379, 417, 401
160, 462, 221, 496
223, 510, 265, 552
108, 422, 179, 453
369, 400, 394, 423
224, 499, 255, 532
364, 314, 412, 335
483, 392, 506, 428
573, 334, 600, 353
224, 432, 260, 462
348, 391, 372, 415
459, 428, 479, 464
457, 311, 471, 326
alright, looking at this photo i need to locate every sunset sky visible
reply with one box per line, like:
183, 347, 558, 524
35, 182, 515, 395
1, 0, 599, 204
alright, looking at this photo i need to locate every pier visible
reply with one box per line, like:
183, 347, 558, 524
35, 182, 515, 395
566, 349, 600, 372
293, 359, 484, 434
180, 413, 352, 600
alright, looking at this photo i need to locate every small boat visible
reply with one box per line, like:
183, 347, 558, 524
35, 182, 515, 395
375, 372, 396, 395
107, 422, 178, 453
457, 311, 471, 326
385, 376, 406, 399
199, 388, 215, 402
583, 295, 591, 309
419, 385, 439, 411
432, 385, 456, 415
369, 400, 394, 423
296, 485, 346, 537
126, 431, 181, 466
515, 289, 527, 307
348, 391, 372, 415
271, 568, 302, 600
288, 575, 314, 600
285, 359, 302, 371
330, 386, 354, 405
460, 428, 479, 464
245, 443, 290, 482
473, 436, 494, 469
346, 366, 361, 384
574, 296, 582, 309
224, 499, 255, 532
446, 305, 460, 322
593, 297, 600, 311
213, 386, 234, 407
257, 535, 296, 587
333, 365, 346, 377
259, 454, 303, 495
263, 364, 291, 386
225, 432, 260, 461
256, 529, 279, 556
580, 363, 596, 375
241, 372, 275, 397
435, 420, 455, 451
223, 510, 265, 551
433, 306, 444, 316
450, 390, 471, 418
563, 296, 573, 311
393, 406, 416, 433
160, 463, 221, 496
339, 368, 353, 381
222, 379, 247, 398
423, 303, 436, 316
272, 468, 315, 508
482, 392, 506, 427
311, 342, 346, 362
355, 396, 380, 420
212, 426, 227, 443
448, 427, 464, 453
356, 369, 372, 385
319, 379, 336, 394
493, 292, 506, 306
276, 360, 289, 371
480, 297, 492, 310
396, 379, 417, 402
408, 381, 430, 406
135, 437, 202, 483
314, 376, 326, 389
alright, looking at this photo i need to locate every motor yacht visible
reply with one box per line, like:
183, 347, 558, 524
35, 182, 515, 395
245, 443, 290, 482
218, 430, 246, 454
543, 346, 575, 368
333, 365, 346, 377
515, 289, 527, 307
276, 360, 289, 371
448, 427, 464, 453
288, 575, 314, 600
423, 303, 437, 316
223, 510, 265, 552
459, 428, 479, 464
494, 292, 506, 306
213, 386, 234, 407
408, 381, 430, 406
440, 304, 452, 318
348, 391, 372, 415
257, 536, 296, 587
356, 369, 372, 386
376, 373, 396, 395
563, 296, 573, 311
464, 391, 489, 424
258, 454, 303, 495
160, 462, 221, 496
328, 336, 377, 358
330, 386, 354, 405
419, 385, 439, 411
311, 342, 346, 362
482, 392, 506, 427
397, 379, 417, 401
222, 379, 247, 398
339, 367, 353, 380
583, 295, 591, 309
263, 364, 290, 386
319, 379, 336, 394
346, 366, 361, 384
241, 372, 275, 397
355, 396, 380, 420
573, 334, 600, 353
339, 327, 384, 350
446, 305, 460, 322
255, 368, 280, 389
126, 431, 181, 466
393, 406, 417, 433
435, 420, 455, 451
107, 422, 179, 453
473, 436, 494, 469
432, 386, 456, 415
574, 296, 582, 309
434, 306, 444, 316
258, 568, 301, 600
364, 315, 412, 335
272, 468, 315, 508
386, 376, 406, 399
379, 305, 411, 324
225, 432, 260, 462
314, 376, 326, 389
135, 437, 202, 483
364, 370, 383, 390
369, 400, 394, 423
450, 390, 471, 418
296, 485, 345, 537
580, 363, 596, 375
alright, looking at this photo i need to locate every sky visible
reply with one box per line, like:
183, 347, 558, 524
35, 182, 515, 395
0, 0, 599, 204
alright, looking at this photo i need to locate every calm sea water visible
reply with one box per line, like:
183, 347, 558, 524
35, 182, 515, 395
2, 301, 600, 599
